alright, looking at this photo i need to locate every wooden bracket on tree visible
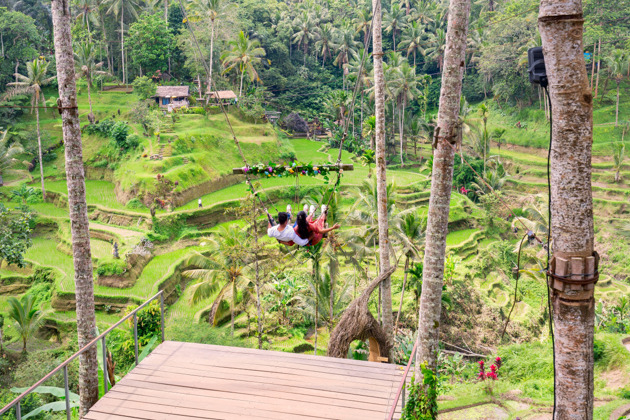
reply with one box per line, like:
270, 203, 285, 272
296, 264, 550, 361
232, 164, 354, 174
547, 251, 599, 301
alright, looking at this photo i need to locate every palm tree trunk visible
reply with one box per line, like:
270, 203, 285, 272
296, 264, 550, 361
616, 82, 620, 126
589, 41, 596, 90
164, 0, 168, 24
416, 0, 470, 376
313, 263, 318, 355
594, 38, 601, 98
539, 1, 596, 417
231, 279, 235, 336
51, 0, 99, 414
399, 102, 405, 166
209, 20, 215, 89
395, 255, 410, 333
121, 9, 125, 84
35, 96, 46, 199
372, 0, 394, 352
87, 78, 94, 120
239, 68, 244, 97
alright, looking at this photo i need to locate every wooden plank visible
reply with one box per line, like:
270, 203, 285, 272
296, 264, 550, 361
113, 380, 388, 414
89, 400, 226, 420
232, 164, 354, 175
129, 367, 390, 399
105, 386, 384, 420
138, 356, 398, 392
156, 341, 401, 374
120, 372, 389, 406
103, 390, 332, 420
147, 346, 403, 380
143, 351, 402, 384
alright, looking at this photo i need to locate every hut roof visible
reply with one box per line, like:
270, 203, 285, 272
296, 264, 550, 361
207, 90, 238, 99
155, 86, 190, 98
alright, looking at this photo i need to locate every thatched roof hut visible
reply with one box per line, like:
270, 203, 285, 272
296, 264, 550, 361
154, 86, 190, 109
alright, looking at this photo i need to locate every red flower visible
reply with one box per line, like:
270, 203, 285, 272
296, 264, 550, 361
490, 364, 497, 373
486, 372, 497, 380
495, 357, 502, 368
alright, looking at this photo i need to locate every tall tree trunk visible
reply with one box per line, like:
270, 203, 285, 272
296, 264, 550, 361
51, 0, 99, 415
87, 78, 94, 121
121, 9, 125, 85
164, 0, 168, 24
231, 280, 235, 336
372, 0, 394, 352
400, 102, 405, 166
239, 69, 244, 97
594, 38, 601, 98
416, 0, 470, 374
616, 82, 620, 126
209, 20, 215, 90
589, 41, 596, 90
538, 1, 595, 418
35, 96, 46, 199
395, 255, 410, 333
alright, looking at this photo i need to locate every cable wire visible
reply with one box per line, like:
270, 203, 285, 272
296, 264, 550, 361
542, 84, 556, 419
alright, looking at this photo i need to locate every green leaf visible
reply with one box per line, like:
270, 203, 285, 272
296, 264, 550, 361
21, 400, 79, 419
139, 335, 158, 362
11, 386, 79, 403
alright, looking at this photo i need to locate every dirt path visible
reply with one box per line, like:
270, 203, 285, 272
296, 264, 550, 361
623, 337, 630, 353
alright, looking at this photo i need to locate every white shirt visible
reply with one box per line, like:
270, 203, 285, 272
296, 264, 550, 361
267, 224, 309, 246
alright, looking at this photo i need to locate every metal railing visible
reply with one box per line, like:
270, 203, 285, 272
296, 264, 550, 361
387, 340, 418, 420
0, 291, 166, 420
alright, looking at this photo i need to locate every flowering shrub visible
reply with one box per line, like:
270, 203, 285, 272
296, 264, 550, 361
478, 357, 502, 395
242, 161, 337, 180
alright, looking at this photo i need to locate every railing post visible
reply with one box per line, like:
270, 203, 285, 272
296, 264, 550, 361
16, 401, 21, 420
160, 292, 165, 343
401, 382, 405, 411
63, 366, 71, 420
102, 337, 109, 394
133, 313, 139, 366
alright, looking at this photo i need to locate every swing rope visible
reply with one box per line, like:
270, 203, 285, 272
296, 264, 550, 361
177, 0, 278, 222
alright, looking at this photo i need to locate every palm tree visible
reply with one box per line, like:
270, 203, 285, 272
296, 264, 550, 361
183, 226, 250, 335
392, 212, 424, 332
425, 28, 447, 72
0, 129, 25, 177
221, 31, 266, 97
390, 60, 420, 166
352, 8, 372, 47
74, 42, 109, 123
105, 0, 140, 85
613, 140, 625, 183
399, 21, 425, 67
7, 295, 44, 352
315, 23, 335, 67
360, 148, 375, 177
75, 0, 99, 37
362, 115, 376, 150
51, 0, 100, 411
606, 49, 629, 126
292, 12, 317, 65
193, 0, 227, 88
333, 25, 360, 91
350, 178, 397, 246
302, 270, 350, 334
470, 161, 509, 195
5, 58, 55, 199
383, 3, 407, 48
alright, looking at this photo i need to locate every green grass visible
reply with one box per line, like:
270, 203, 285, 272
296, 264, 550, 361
446, 229, 478, 247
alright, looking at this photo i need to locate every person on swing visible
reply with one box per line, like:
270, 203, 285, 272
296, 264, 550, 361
267, 206, 309, 247
294, 204, 340, 247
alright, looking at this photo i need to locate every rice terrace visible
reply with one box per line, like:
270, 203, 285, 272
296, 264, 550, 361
0, 0, 629, 418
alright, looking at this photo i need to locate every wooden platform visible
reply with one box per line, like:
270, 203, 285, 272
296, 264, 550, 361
85, 341, 405, 420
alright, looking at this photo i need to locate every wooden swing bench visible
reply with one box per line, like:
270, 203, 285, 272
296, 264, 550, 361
232, 163, 354, 175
